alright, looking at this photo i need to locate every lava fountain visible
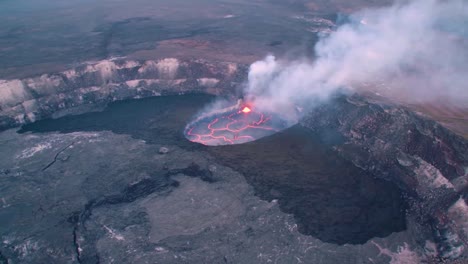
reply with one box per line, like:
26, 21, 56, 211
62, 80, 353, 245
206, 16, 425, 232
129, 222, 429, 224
184, 99, 298, 146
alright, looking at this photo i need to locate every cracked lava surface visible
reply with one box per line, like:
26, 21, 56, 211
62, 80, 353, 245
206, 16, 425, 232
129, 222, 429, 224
185, 104, 290, 146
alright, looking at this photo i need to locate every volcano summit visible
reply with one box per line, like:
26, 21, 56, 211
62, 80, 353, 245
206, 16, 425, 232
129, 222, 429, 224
0, 0, 467, 263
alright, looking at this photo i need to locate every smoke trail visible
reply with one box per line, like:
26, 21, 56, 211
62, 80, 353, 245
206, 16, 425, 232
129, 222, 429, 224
245, 0, 468, 113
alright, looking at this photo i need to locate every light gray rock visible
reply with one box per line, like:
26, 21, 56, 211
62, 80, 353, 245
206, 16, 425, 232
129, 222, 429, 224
159, 147, 169, 154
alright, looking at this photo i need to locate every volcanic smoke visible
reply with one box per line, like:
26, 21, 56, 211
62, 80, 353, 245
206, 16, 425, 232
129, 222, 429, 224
185, 0, 467, 146
244, 0, 468, 110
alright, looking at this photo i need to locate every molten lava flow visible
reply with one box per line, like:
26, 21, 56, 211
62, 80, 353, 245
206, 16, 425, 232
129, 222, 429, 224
241, 106, 251, 113
185, 105, 284, 146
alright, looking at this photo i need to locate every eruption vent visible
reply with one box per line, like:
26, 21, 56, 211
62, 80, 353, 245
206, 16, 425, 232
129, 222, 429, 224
185, 100, 295, 146
241, 106, 252, 113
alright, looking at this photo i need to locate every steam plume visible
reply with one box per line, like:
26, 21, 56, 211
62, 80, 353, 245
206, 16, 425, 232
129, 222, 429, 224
245, 0, 468, 112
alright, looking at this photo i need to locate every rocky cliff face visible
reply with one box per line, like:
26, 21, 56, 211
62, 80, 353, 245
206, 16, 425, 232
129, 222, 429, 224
300, 95, 468, 259
0, 58, 247, 130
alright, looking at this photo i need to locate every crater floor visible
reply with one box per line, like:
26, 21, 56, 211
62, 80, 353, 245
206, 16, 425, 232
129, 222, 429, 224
0, 94, 425, 263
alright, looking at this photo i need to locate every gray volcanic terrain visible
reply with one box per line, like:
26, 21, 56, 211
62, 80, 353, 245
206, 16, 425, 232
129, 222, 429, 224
0, 0, 467, 264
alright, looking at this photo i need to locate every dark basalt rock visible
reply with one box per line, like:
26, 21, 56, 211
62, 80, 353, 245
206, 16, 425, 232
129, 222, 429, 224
17, 93, 410, 247
209, 125, 408, 245
0, 250, 8, 264
300, 94, 468, 258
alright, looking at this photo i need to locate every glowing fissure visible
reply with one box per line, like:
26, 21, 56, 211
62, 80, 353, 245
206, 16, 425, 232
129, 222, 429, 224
241, 106, 251, 113
186, 106, 280, 145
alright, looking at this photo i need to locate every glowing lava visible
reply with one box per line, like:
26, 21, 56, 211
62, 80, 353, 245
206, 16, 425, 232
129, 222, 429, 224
241, 106, 251, 113
185, 102, 293, 146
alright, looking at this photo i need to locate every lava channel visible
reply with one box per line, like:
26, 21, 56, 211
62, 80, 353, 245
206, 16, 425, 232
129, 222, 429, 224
185, 103, 293, 146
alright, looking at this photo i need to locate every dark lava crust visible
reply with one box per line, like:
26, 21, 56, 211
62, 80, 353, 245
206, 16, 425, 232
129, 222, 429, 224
20, 94, 408, 245
209, 126, 407, 245
8, 93, 468, 261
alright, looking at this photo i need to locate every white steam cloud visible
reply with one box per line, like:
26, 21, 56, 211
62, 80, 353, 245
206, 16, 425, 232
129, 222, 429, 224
245, 0, 468, 112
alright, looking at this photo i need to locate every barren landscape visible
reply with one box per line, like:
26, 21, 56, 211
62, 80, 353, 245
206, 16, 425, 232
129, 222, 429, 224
0, 0, 467, 263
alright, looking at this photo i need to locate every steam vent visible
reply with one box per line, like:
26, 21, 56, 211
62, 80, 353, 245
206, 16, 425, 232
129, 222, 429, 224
0, 0, 467, 264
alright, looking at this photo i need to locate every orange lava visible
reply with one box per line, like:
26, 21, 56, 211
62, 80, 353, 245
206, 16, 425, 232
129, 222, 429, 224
186, 107, 277, 145
241, 106, 251, 113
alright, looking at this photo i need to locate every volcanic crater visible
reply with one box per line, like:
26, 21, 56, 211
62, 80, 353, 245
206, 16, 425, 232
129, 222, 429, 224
1, 58, 467, 263
19, 94, 408, 245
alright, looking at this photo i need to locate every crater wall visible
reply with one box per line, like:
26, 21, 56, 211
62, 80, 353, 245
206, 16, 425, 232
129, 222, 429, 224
0, 58, 247, 130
